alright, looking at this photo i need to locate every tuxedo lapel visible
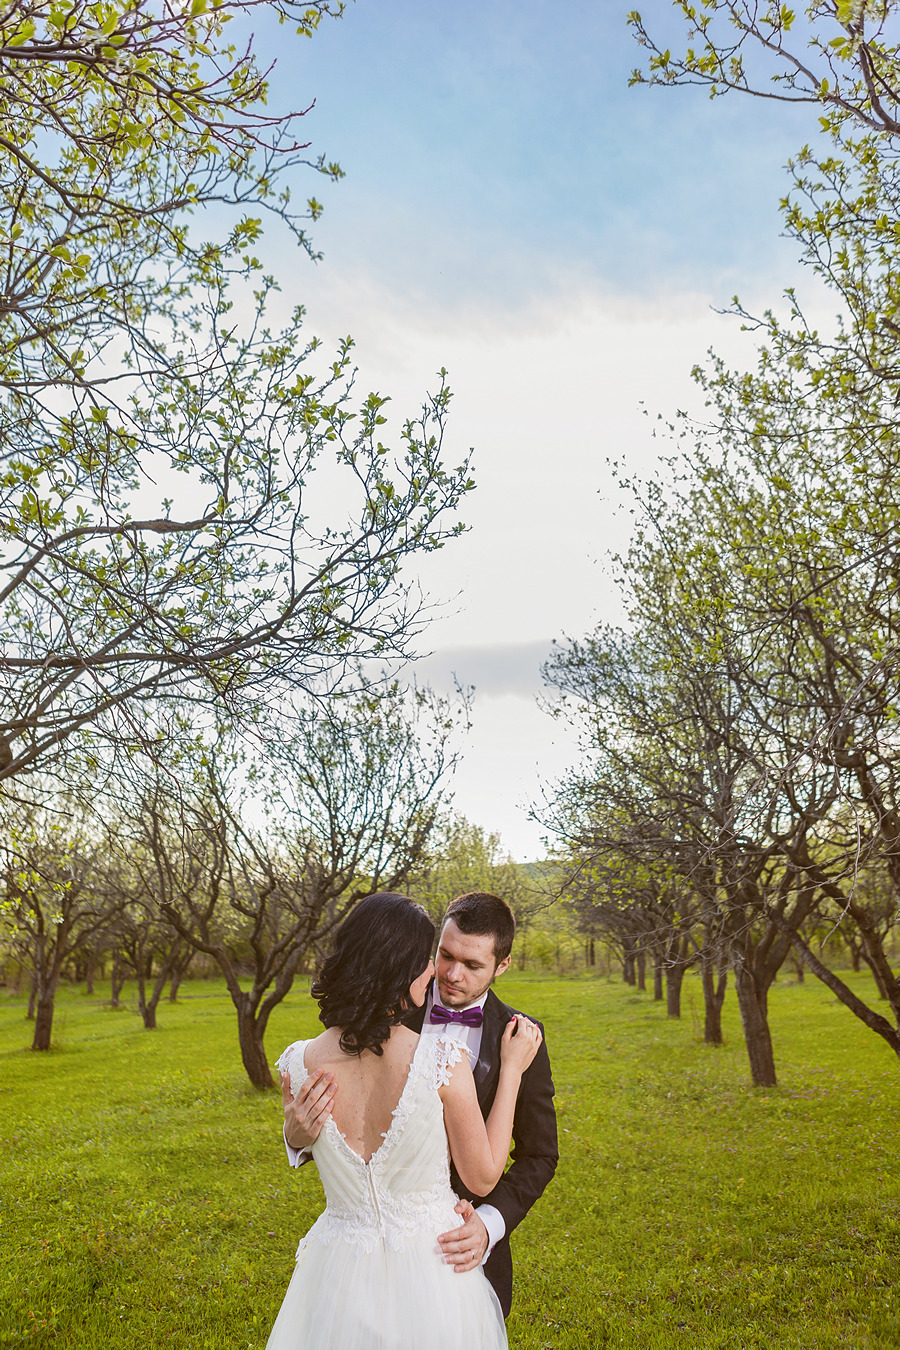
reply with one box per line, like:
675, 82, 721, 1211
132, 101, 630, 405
473, 987, 506, 1111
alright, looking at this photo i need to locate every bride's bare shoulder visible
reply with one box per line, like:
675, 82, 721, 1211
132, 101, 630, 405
304, 1024, 419, 1075
303, 1028, 343, 1073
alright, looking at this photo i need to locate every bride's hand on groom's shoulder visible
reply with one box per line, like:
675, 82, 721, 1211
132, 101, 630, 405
499, 1014, 542, 1075
281, 1068, 336, 1149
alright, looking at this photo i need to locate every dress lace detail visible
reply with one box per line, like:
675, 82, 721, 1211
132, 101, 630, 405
429, 1032, 470, 1088
267, 1031, 506, 1349
275, 1040, 306, 1094
298, 1177, 457, 1257
274, 1034, 471, 1256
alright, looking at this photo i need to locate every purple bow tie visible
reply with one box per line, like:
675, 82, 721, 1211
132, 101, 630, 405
430, 1003, 484, 1028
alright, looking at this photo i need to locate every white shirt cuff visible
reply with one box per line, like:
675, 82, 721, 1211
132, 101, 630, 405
475, 1204, 506, 1263
284, 1123, 312, 1168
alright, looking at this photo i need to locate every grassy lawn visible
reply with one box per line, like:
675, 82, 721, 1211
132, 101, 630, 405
1, 969, 898, 1349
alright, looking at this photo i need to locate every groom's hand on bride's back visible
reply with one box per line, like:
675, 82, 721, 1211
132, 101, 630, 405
281, 1068, 336, 1149
437, 1199, 490, 1273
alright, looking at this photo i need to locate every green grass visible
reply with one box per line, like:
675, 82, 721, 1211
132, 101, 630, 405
1, 970, 899, 1348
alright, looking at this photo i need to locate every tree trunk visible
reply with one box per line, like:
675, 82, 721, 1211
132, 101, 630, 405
770, 914, 900, 1062
734, 962, 777, 1087
140, 952, 178, 1029
110, 955, 126, 1008
236, 1005, 274, 1089
861, 952, 890, 1001
32, 983, 58, 1051
85, 957, 95, 995
636, 949, 646, 991
136, 950, 166, 1030
136, 959, 159, 1029
791, 956, 804, 983
706, 975, 726, 1044
167, 946, 193, 1001
797, 857, 900, 1024
700, 946, 726, 1045
136, 961, 149, 1027
26, 975, 37, 1021
623, 952, 635, 985
666, 963, 686, 1018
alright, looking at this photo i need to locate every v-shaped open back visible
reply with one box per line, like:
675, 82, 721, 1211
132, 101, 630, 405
269, 1031, 507, 1350
297, 1038, 418, 1166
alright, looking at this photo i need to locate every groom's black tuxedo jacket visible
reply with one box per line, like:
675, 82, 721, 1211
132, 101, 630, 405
405, 984, 558, 1317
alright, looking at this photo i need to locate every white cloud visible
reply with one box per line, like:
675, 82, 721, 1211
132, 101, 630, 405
443, 689, 579, 864
249, 247, 837, 859
414, 640, 553, 699
260, 267, 789, 858
290, 264, 769, 652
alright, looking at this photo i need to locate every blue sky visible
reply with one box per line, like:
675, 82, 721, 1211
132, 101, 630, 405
264, 0, 815, 301
246, 1, 828, 858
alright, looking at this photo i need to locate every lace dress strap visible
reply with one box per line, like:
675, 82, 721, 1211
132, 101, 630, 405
275, 1040, 310, 1097
418, 1031, 473, 1090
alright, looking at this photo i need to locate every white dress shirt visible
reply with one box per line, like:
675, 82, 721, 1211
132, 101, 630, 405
284, 989, 507, 1262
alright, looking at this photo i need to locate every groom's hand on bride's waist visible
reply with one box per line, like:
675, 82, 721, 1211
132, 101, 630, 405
437, 1200, 490, 1273
281, 1068, 336, 1149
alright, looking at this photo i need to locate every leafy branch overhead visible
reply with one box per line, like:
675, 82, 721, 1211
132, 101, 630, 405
628, 1, 900, 136
0, 0, 475, 777
0, 0, 345, 360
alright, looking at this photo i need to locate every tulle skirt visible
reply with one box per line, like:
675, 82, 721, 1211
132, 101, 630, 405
265, 1221, 507, 1350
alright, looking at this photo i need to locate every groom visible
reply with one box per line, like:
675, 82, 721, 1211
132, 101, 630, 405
283, 891, 558, 1318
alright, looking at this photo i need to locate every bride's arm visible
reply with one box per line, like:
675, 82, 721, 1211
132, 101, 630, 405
439, 1016, 542, 1196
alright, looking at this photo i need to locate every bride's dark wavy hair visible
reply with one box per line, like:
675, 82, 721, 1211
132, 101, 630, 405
311, 892, 435, 1056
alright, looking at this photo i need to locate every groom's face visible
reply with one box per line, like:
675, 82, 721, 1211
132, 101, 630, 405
435, 918, 511, 1008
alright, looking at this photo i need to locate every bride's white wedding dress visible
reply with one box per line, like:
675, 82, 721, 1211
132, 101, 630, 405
267, 1033, 508, 1350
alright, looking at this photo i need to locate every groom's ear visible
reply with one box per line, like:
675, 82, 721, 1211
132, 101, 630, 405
494, 954, 511, 979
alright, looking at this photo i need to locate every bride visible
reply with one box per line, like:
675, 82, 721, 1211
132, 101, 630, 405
267, 891, 542, 1350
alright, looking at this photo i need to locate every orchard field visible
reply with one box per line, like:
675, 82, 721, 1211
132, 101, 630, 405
1, 971, 899, 1349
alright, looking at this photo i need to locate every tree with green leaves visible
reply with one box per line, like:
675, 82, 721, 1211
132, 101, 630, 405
103, 868, 194, 1029
628, 1, 900, 136
413, 813, 524, 918
0, 0, 473, 777
0, 784, 124, 1048
129, 681, 462, 1088
622, 0, 900, 1066
544, 502, 842, 1086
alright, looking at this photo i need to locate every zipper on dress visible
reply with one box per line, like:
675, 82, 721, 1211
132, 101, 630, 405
367, 1167, 385, 1244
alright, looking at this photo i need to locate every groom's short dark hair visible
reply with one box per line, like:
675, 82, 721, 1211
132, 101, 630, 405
444, 891, 516, 964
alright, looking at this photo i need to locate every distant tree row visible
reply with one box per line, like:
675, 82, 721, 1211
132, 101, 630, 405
0, 681, 463, 1085
1, 784, 591, 1086
543, 3, 900, 1086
